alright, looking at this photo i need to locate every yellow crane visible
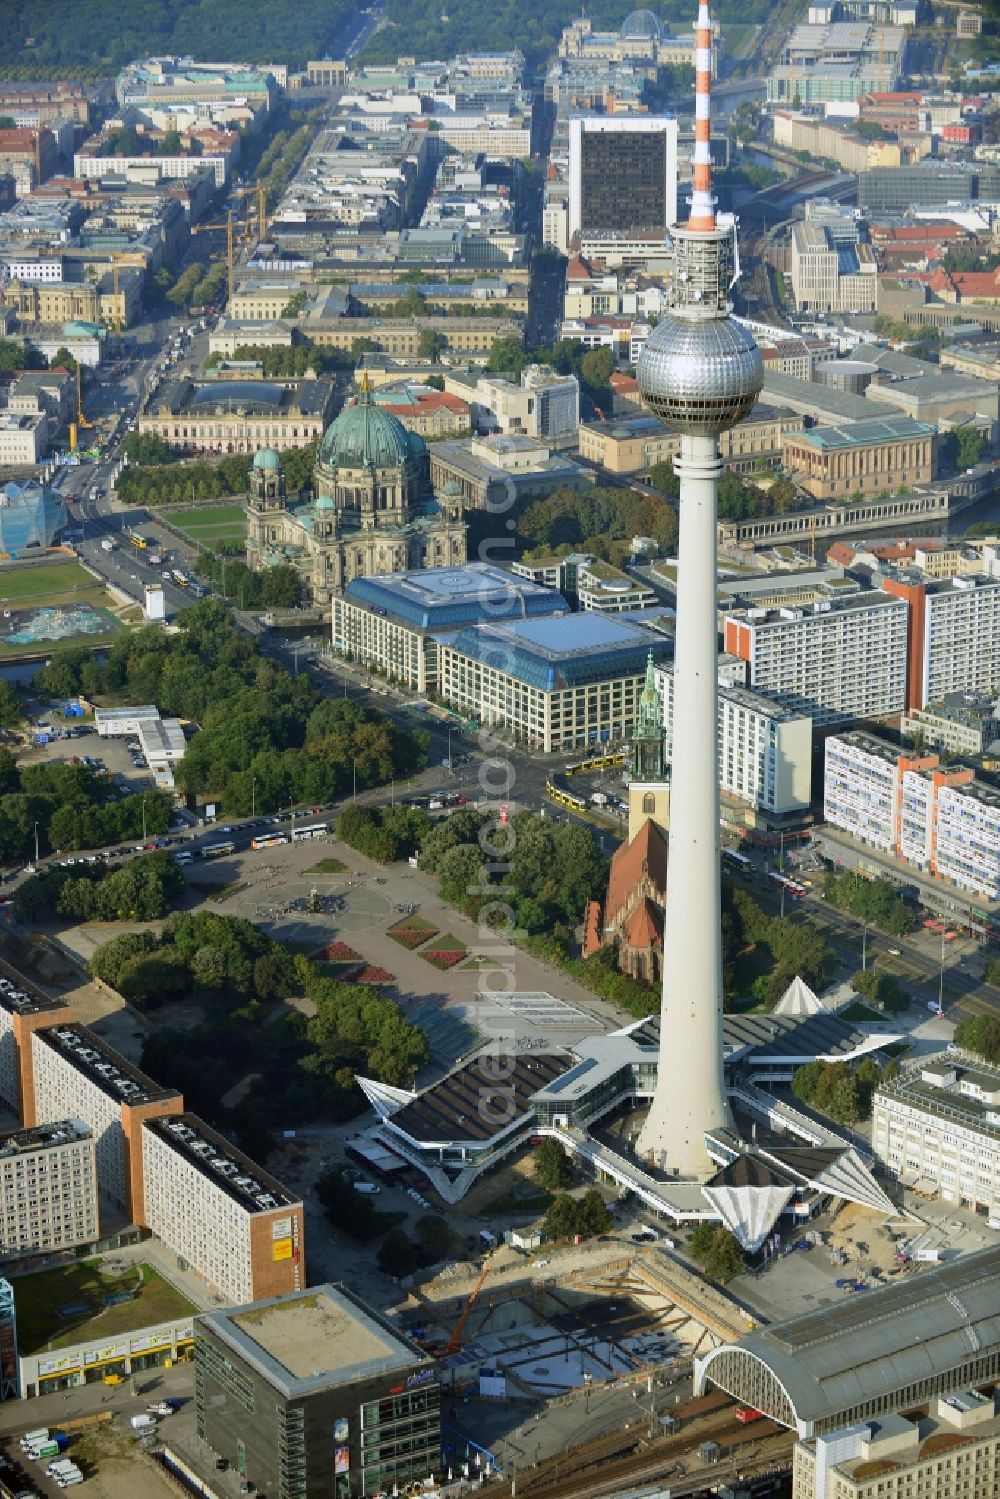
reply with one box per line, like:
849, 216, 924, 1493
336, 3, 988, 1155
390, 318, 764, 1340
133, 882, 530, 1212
69, 363, 93, 452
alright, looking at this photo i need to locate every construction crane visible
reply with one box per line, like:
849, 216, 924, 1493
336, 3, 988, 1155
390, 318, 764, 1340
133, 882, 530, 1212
441, 1263, 491, 1359
69, 362, 93, 453
187, 212, 236, 297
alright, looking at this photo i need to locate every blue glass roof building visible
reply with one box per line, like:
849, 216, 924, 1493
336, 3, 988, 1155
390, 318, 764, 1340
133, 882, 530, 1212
343, 563, 567, 633
436, 612, 672, 752
332, 563, 570, 697
0, 481, 67, 558
441, 612, 671, 692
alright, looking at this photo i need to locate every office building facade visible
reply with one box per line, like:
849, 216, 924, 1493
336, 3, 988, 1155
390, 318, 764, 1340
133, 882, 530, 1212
794, 1392, 1000, 1499
723, 592, 909, 725
331, 563, 567, 693
142, 1114, 304, 1306
656, 666, 813, 816
568, 118, 678, 240
874, 1058, 1000, 1215
0, 1120, 98, 1259
196, 1284, 440, 1499
438, 612, 671, 753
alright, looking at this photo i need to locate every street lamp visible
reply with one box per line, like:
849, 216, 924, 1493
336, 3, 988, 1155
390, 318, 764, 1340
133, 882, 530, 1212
862, 920, 869, 972
33, 821, 39, 865
251, 777, 257, 820
938, 928, 946, 1015
352, 758, 357, 802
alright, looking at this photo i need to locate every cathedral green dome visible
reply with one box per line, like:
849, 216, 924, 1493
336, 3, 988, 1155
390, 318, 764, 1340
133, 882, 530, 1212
253, 447, 282, 471
317, 386, 424, 472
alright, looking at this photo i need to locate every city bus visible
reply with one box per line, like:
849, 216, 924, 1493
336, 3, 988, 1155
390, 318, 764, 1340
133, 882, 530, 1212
723, 849, 753, 871
127, 529, 149, 550
291, 822, 330, 841
200, 840, 236, 859
250, 832, 288, 849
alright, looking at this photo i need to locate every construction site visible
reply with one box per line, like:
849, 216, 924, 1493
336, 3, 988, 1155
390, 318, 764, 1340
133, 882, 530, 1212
395, 1244, 794, 1497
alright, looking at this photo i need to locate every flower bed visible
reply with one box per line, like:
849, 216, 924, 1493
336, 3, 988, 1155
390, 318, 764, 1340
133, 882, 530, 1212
419, 937, 467, 970
388, 926, 439, 950
312, 939, 362, 963
347, 965, 395, 984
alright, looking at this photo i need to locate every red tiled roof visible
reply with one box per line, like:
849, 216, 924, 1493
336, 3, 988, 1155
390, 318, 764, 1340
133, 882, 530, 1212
582, 899, 603, 957
951, 269, 1000, 299
610, 372, 638, 391
566, 255, 592, 281
382, 391, 469, 416
624, 897, 663, 950
606, 818, 667, 928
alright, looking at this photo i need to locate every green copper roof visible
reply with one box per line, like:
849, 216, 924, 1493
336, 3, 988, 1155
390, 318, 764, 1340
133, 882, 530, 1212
253, 447, 282, 471
317, 386, 425, 472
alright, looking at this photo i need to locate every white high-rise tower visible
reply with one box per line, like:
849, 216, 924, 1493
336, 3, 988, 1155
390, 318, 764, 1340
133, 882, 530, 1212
635, 1, 763, 1178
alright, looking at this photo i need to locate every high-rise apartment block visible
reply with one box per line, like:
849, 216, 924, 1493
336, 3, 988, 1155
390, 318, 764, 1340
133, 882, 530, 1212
142, 1114, 305, 1305
30, 1024, 183, 1222
568, 117, 678, 240
0, 1120, 98, 1258
655, 665, 813, 816
0, 977, 70, 1124
824, 731, 1000, 900
884, 574, 1000, 711
724, 592, 909, 725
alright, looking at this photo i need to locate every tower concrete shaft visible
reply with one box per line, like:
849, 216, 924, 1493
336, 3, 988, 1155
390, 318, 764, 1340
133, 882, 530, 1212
634, 0, 762, 1179
636, 430, 730, 1176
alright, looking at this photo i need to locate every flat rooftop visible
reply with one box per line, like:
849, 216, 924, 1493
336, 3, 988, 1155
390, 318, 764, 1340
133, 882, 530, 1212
146, 1113, 299, 1215
343, 562, 567, 632
38, 1024, 179, 1107
0, 971, 67, 1018
201, 1282, 429, 1396
0, 1118, 90, 1160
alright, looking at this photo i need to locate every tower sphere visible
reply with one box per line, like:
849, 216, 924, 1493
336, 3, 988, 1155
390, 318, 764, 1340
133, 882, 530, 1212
637, 313, 763, 435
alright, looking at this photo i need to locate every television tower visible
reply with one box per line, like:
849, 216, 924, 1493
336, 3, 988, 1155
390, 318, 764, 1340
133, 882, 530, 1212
635, 0, 763, 1177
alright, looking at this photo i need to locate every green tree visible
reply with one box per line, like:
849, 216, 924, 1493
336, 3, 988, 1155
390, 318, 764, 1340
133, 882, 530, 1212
543, 1193, 582, 1240
487, 334, 525, 377
124, 432, 173, 465
690, 1222, 745, 1282
578, 1188, 612, 1235
378, 1225, 417, 1277
954, 1014, 1000, 1065
580, 346, 613, 391
534, 1138, 573, 1190
0, 680, 23, 730
414, 1213, 456, 1265
417, 328, 445, 362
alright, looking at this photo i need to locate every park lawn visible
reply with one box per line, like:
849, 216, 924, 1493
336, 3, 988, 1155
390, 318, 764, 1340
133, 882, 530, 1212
12, 1260, 196, 1355
0, 561, 97, 603
306, 858, 347, 875
170, 505, 247, 544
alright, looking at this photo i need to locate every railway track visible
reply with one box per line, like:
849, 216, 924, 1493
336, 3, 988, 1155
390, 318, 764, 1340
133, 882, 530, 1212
514, 1402, 790, 1499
